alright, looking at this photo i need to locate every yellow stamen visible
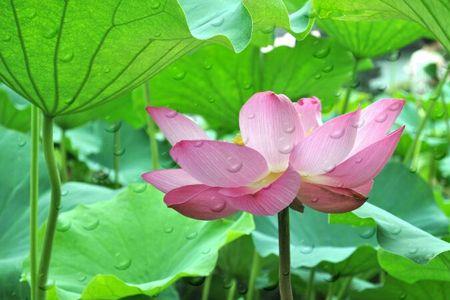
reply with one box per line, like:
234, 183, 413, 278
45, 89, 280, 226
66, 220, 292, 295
233, 133, 245, 145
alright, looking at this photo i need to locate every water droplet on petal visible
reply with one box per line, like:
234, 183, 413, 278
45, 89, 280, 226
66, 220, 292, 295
351, 119, 365, 128
56, 218, 71, 232
226, 157, 243, 173
114, 253, 131, 270
330, 128, 345, 139
211, 16, 224, 27
186, 231, 198, 240
375, 113, 388, 123
311, 197, 319, 203
277, 136, 294, 154
313, 45, 330, 58
210, 198, 226, 212
355, 157, 363, 164
193, 140, 204, 147
247, 113, 255, 119
388, 102, 402, 111
283, 124, 295, 133
165, 110, 178, 118
359, 227, 376, 239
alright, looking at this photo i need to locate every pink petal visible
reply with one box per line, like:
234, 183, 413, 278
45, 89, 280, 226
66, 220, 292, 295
170, 140, 269, 188
350, 99, 405, 155
225, 168, 300, 215
239, 92, 303, 172
142, 169, 201, 193
146, 106, 209, 145
296, 182, 367, 213
290, 109, 361, 176
353, 180, 373, 196
293, 97, 323, 135
164, 185, 237, 220
309, 127, 404, 188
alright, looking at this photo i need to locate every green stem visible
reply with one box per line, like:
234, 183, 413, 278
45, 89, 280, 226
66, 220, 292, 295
441, 92, 450, 144
341, 57, 360, 114
246, 250, 261, 300
428, 151, 436, 184
37, 116, 62, 300
59, 129, 68, 182
30, 105, 40, 300
336, 277, 352, 300
404, 68, 450, 167
201, 275, 212, 300
325, 281, 335, 300
113, 123, 121, 186
226, 278, 237, 300
278, 208, 293, 300
143, 82, 160, 170
305, 268, 316, 300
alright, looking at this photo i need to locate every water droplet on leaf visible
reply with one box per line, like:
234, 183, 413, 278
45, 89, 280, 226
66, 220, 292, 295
114, 253, 131, 270
359, 227, 375, 239
132, 183, 147, 193
313, 45, 330, 58
186, 231, 198, 240
56, 218, 71, 232
211, 16, 224, 27
322, 65, 334, 73
60, 52, 73, 63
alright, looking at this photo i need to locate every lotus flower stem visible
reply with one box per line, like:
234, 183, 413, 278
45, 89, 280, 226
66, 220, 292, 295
341, 57, 360, 114
201, 275, 212, 300
144, 82, 160, 170
246, 250, 261, 300
29, 105, 40, 300
278, 208, 293, 300
59, 129, 68, 182
113, 123, 121, 186
37, 116, 62, 300
226, 278, 237, 300
335, 277, 352, 300
404, 67, 449, 167
305, 268, 316, 300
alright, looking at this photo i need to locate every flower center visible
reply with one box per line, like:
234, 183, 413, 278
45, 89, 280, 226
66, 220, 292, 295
232, 133, 245, 145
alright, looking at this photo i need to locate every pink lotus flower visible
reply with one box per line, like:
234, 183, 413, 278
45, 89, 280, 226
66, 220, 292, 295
142, 91, 404, 219
290, 96, 404, 212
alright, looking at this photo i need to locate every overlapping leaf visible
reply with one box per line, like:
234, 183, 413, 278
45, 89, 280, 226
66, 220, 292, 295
313, 0, 450, 52
253, 162, 449, 280
318, 19, 427, 58
150, 36, 354, 134
26, 185, 254, 300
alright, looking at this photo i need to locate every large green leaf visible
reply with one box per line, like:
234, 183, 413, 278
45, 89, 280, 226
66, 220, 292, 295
0, 125, 118, 299
150, 36, 354, 134
313, 0, 450, 52
66, 121, 173, 185
252, 162, 449, 279
0, 84, 29, 132
351, 276, 450, 300
0, 0, 258, 116
0, 126, 48, 299
318, 19, 426, 58
26, 185, 254, 300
